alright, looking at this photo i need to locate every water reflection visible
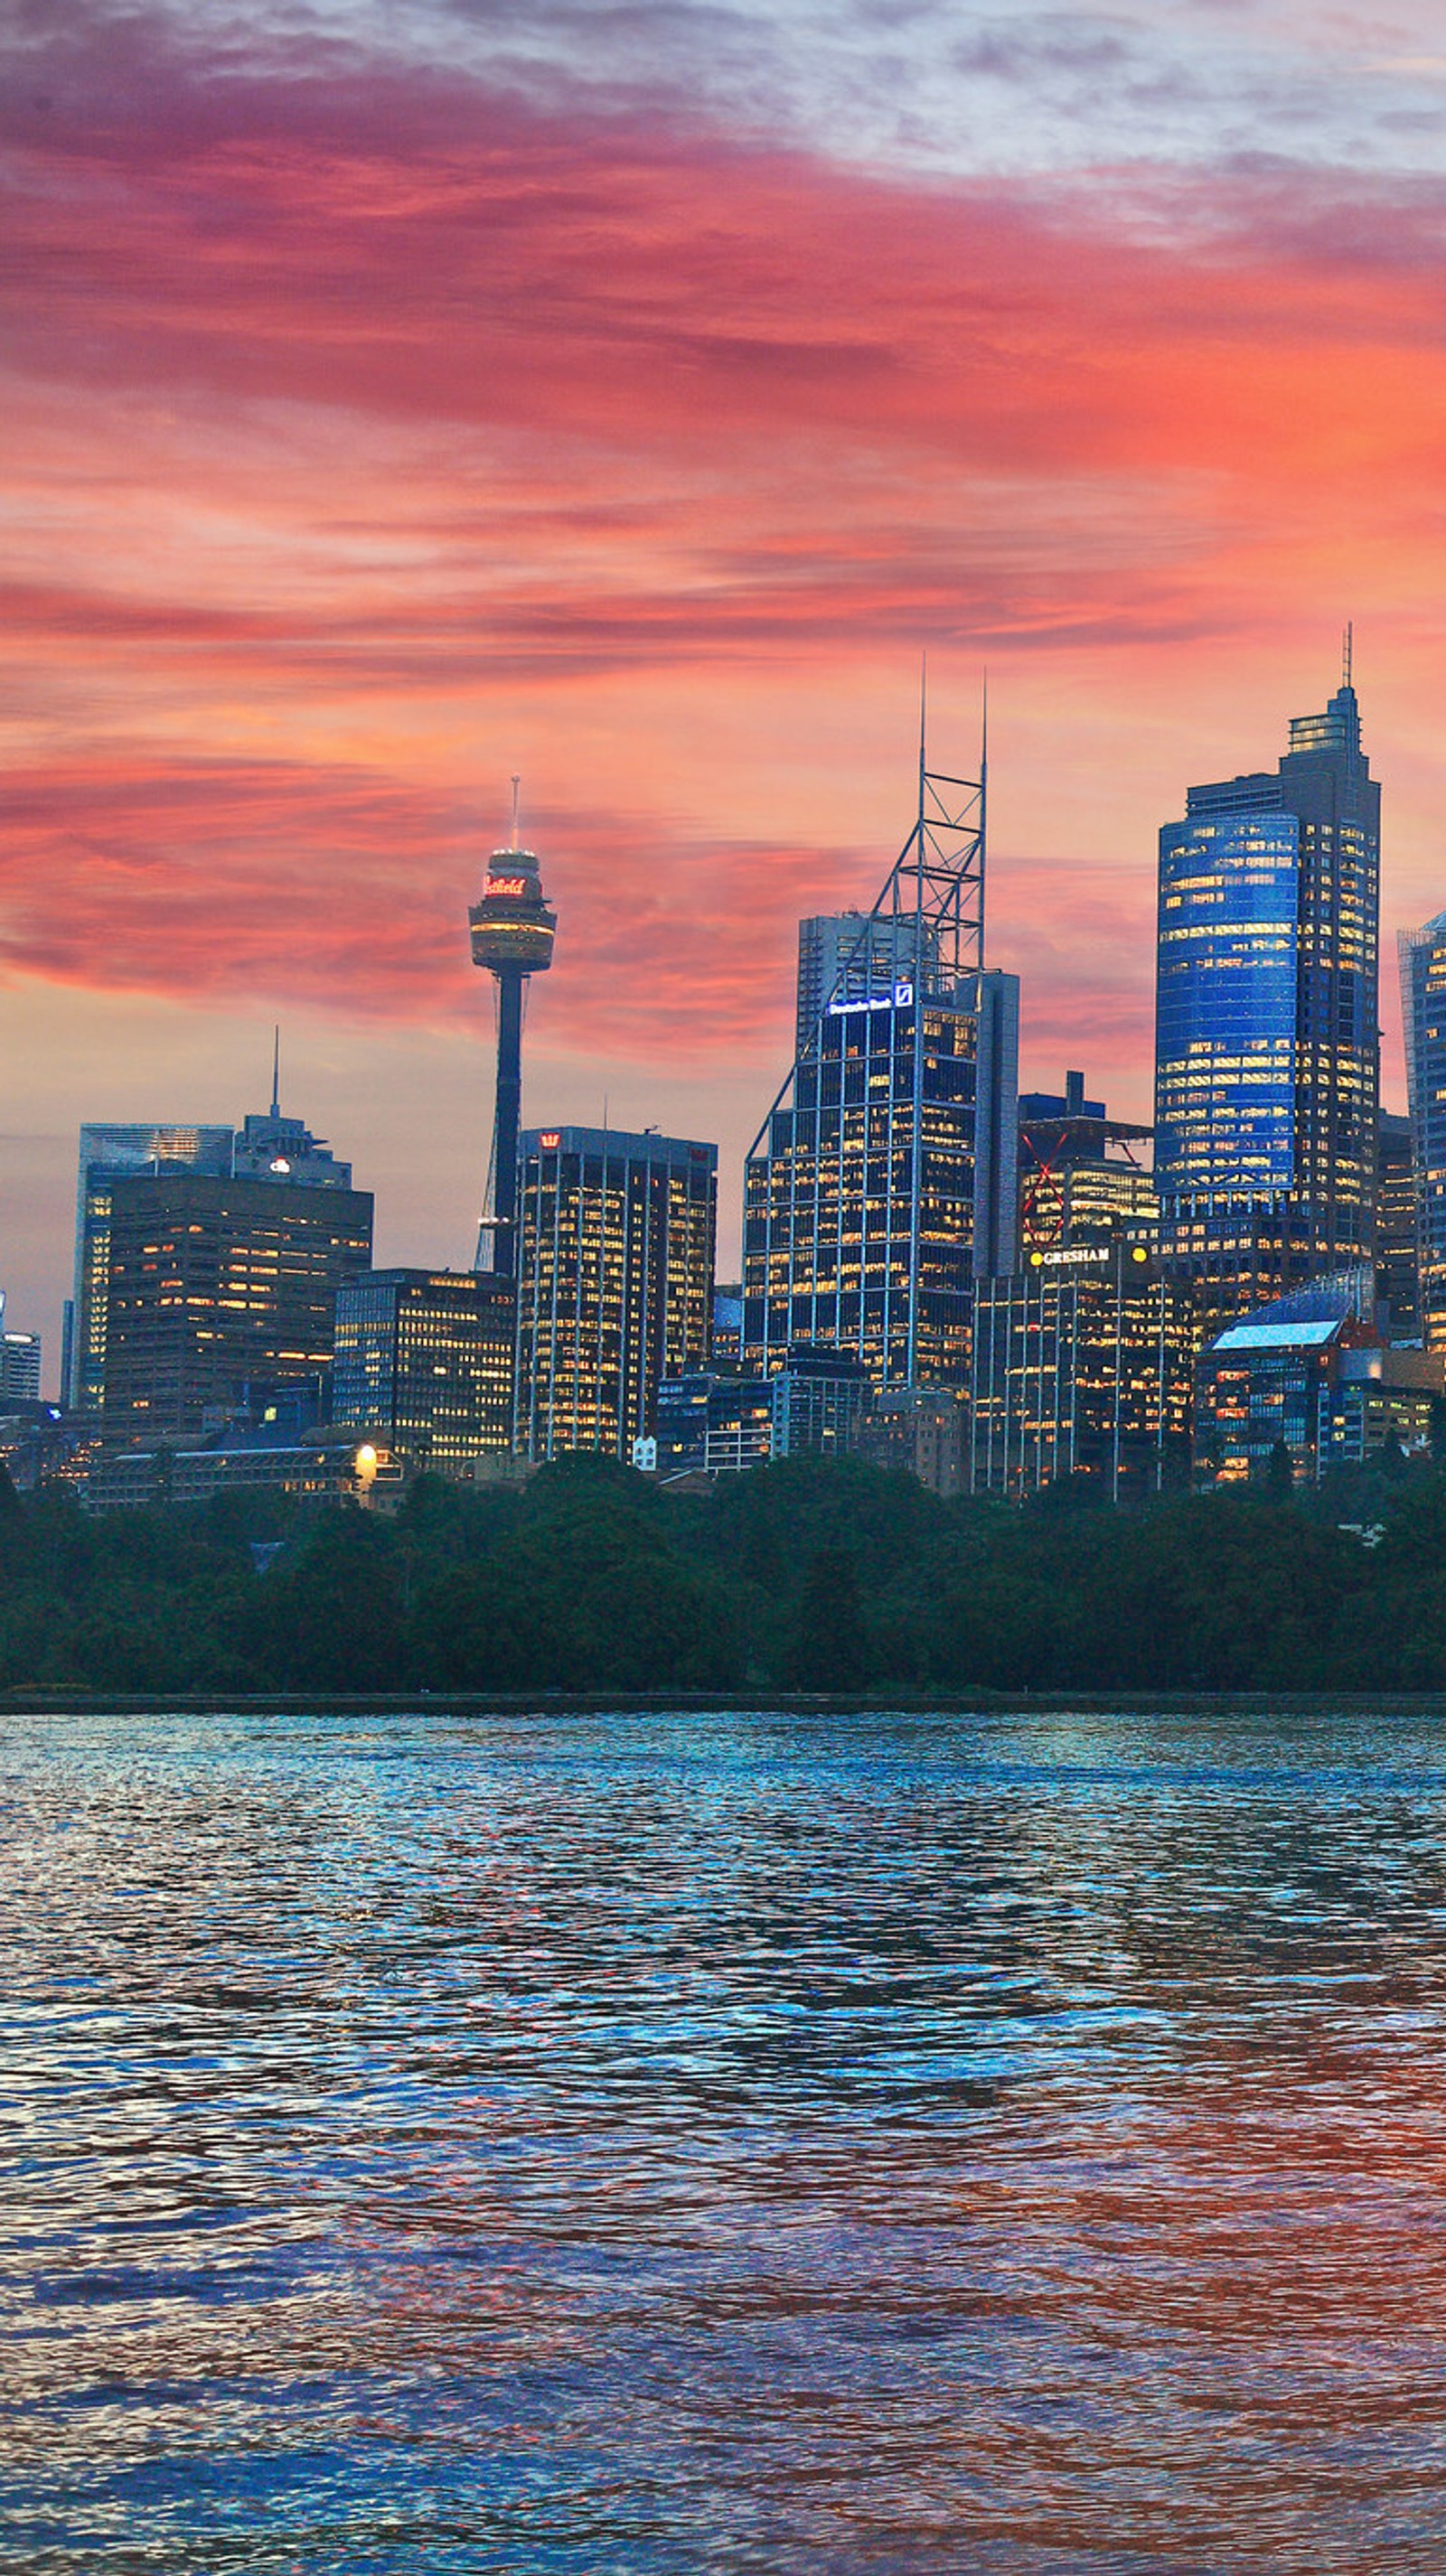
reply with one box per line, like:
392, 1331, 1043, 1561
5, 1710, 1446, 2570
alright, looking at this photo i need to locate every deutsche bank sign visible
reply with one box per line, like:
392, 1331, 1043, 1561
827, 982, 915, 1016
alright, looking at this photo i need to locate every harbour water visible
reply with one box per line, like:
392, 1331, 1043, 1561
6, 1706, 1446, 2572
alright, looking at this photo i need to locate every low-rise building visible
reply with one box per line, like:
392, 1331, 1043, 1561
652, 1348, 872, 1481
83, 1433, 404, 1515
1196, 1276, 1443, 1484
861, 1387, 966, 1495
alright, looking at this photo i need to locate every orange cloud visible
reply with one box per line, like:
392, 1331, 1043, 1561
3, 7, 1443, 1118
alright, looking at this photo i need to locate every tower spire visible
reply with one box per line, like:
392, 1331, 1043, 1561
1342, 622, 1353, 689
510, 774, 521, 851
270, 1025, 280, 1120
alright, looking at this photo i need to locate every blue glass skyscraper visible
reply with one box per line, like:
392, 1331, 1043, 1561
1154, 666, 1379, 1328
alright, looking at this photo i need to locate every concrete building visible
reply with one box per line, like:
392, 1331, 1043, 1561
100, 1169, 373, 1445
82, 1433, 403, 1515
860, 1386, 967, 1495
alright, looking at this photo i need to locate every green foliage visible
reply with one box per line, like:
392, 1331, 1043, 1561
5, 1442, 1446, 1695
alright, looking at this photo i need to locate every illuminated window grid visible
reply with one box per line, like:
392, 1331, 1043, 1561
968, 1257, 1193, 1502
516, 1132, 717, 1461
743, 995, 977, 1391
100, 1174, 372, 1440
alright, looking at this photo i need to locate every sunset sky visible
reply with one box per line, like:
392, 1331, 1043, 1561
6, 0, 1446, 1377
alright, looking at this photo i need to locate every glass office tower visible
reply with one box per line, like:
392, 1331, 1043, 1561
744, 970, 1018, 1390
1154, 669, 1379, 1332
1375, 1106, 1421, 1344
969, 1237, 1194, 1503
1398, 912, 1446, 1348
746, 735, 1019, 1393
515, 1127, 717, 1460
72, 1124, 235, 1413
333, 1269, 516, 1471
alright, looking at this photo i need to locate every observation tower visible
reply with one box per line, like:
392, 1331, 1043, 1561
469, 780, 557, 1274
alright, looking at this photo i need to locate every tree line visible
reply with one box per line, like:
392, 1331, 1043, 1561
5, 1438, 1446, 1697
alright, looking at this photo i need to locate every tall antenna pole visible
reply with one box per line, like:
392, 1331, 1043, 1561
979, 670, 989, 966
1342, 622, 1354, 688
510, 773, 521, 850
916, 652, 928, 920
270, 1026, 280, 1120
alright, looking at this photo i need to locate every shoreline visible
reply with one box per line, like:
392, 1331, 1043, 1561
9, 1686, 1446, 1719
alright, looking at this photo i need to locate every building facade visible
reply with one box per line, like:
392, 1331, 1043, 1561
72, 1102, 356, 1418
1398, 913, 1446, 1348
0, 1295, 42, 1404
1154, 670, 1380, 1333
515, 1127, 717, 1460
1376, 1107, 1421, 1344
100, 1170, 374, 1444
72, 1123, 235, 1413
652, 1349, 872, 1480
860, 1386, 966, 1495
968, 1239, 1194, 1503
744, 968, 1019, 1391
333, 1269, 516, 1473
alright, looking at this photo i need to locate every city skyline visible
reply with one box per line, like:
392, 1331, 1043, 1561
7, 2, 1446, 1372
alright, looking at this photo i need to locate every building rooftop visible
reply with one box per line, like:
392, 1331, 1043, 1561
1210, 1318, 1343, 1354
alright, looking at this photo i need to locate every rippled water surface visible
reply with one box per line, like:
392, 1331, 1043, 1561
7, 1708, 1446, 2571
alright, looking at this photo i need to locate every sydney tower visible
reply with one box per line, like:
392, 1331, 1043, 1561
469, 782, 557, 1275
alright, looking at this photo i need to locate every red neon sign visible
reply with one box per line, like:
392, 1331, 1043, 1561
540, 1131, 561, 1150
484, 874, 529, 897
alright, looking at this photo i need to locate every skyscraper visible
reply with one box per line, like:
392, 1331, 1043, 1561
100, 1169, 373, 1443
1154, 654, 1379, 1330
72, 1081, 360, 1420
745, 736, 1019, 1391
71, 1123, 235, 1413
0, 1296, 42, 1405
515, 1126, 717, 1460
469, 783, 557, 1278
1398, 912, 1446, 1347
333, 1269, 516, 1472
